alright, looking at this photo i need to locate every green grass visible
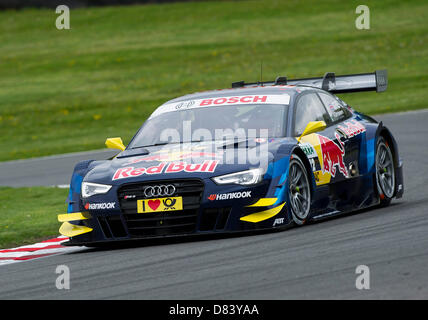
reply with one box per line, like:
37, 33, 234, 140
0, 187, 68, 249
0, 0, 427, 161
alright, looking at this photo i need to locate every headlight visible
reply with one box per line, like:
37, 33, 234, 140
212, 168, 264, 186
81, 182, 112, 198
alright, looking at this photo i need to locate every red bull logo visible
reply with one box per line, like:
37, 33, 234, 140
113, 160, 219, 180
337, 120, 366, 138
318, 133, 349, 178
126, 151, 220, 165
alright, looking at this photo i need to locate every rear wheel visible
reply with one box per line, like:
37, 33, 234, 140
288, 154, 311, 225
375, 136, 395, 206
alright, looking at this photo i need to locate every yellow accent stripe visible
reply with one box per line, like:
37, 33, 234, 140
58, 212, 91, 222
59, 222, 93, 237
240, 202, 286, 223
246, 198, 278, 207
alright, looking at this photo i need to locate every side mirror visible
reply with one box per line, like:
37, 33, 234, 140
105, 137, 126, 151
297, 121, 326, 142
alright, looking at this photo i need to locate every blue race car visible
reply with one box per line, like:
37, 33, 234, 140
58, 70, 404, 246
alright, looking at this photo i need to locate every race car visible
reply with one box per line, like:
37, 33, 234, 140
58, 70, 404, 246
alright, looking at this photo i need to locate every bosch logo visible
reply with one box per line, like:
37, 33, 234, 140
143, 184, 176, 198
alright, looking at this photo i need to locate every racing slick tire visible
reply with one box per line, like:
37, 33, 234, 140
288, 154, 312, 225
375, 136, 395, 207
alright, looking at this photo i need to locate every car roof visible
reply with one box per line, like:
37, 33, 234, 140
164, 85, 314, 104
148, 85, 322, 119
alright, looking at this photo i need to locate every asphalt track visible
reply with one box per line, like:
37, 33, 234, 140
0, 149, 118, 187
0, 110, 427, 299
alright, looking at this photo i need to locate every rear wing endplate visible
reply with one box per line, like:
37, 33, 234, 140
232, 70, 388, 93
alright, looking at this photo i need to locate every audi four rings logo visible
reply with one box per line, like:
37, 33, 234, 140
143, 185, 176, 198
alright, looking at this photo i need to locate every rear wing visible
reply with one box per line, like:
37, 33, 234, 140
232, 70, 387, 93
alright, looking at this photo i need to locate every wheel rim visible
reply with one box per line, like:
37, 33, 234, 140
376, 141, 395, 199
288, 159, 310, 220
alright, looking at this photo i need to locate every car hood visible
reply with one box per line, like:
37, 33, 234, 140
83, 138, 296, 185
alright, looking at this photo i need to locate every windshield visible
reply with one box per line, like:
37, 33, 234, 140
129, 104, 288, 148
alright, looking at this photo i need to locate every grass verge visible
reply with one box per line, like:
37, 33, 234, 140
0, 187, 68, 249
0, 0, 427, 161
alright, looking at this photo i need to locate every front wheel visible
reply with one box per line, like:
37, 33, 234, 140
375, 136, 395, 207
288, 154, 311, 225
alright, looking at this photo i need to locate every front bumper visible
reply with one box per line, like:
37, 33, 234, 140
58, 178, 289, 246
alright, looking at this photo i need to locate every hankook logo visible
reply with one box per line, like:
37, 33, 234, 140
208, 191, 252, 201
85, 202, 116, 210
